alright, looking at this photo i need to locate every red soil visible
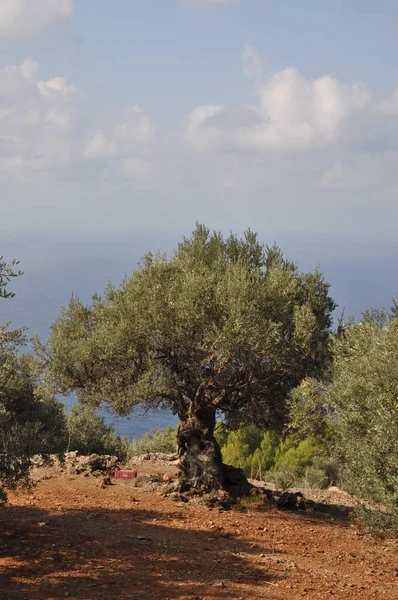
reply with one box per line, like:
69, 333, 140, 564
0, 470, 397, 600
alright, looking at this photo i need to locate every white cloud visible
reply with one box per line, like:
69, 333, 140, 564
82, 130, 117, 160
319, 151, 398, 191
258, 69, 370, 146
0, 59, 155, 181
377, 89, 398, 116
184, 65, 371, 153
81, 106, 155, 180
82, 106, 154, 160
2, 47, 398, 239
0, 0, 74, 45
183, 104, 223, 151
0, 58, 79, 172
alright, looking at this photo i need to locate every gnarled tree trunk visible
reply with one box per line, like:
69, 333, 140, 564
177, 404, 224, 491
177, 403, 253, 497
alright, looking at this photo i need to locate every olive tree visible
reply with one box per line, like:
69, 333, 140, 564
43, 225, 335, 491
1, 257, 67, 502
0, 336, 67, 501
0, 255, 22, 299
290, 306, 398, 520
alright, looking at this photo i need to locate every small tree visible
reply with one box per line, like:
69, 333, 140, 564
0, 340, 67, 501
250, 430, 280, 480
331, 312, 398, 510
127, 425, 176, 459
290, 305, 398, 517
1, 257, 67, 502
273, 434, 323, 479
221, 424, 263, 474
43, 225, 335, 491
67, 404, 122, 456
221, 426, 281, 479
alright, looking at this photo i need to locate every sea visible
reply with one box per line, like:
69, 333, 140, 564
1, 236, 181, 439
2, 233, 398, 439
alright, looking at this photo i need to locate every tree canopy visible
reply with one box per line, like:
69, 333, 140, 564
0, 257, 67, 502
290, 305, 398, 527
0, 334, 67, 502
43, 224, 336, 491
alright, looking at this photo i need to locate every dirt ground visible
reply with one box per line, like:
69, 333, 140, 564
0, 467, 397, 600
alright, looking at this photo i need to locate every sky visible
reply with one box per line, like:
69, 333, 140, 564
1, 0, 398, 329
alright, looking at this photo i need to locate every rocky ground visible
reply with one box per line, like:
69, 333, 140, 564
0, 456, 397, 600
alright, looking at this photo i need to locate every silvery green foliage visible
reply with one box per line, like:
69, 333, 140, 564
43, 224, 335, 488
0, 256, 22, 299
0, 258, 67, 502
330, 313, 398, 510
290, 306, 398, 527
126, 425, 176, 459
67, 403, 122, 457
0, 328, 68, 503
44, 224, 335, 425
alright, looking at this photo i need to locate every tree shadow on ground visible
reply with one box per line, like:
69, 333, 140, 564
0, 503, 281, 600
238, 488, 353, 528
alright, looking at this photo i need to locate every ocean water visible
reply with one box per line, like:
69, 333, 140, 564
1, 237, 180, 439
2, 234, 398, 439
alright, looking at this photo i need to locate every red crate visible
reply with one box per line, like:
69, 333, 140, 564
114, 468, 138, 480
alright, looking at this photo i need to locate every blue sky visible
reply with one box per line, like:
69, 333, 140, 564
4, 1, 398, 119
2, 1, 398, 433
1, 1, 398, 274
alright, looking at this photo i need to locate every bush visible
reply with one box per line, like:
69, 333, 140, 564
0, 332, 68, 502
353, 505, 398, 537
312, 455, 341, 488
0, 257, 70, 502
270, 464, 298, 491
221, 425, 263, 476
219, 423, 332, 488
330, 313, 398, 512
249, 430, 280, 479
273, 434, 324, 478
67, 404, 124, 458
302, 467, 328, 489
289, 307, 398, 531
126, 425, 177, 459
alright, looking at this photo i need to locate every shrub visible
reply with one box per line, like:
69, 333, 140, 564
330, 313, 398, 512
312, 455, 341, 487
219, 423, 331, 488
353, 505, 398, 537
249, 430, 280, 479
302, 467, 328, 489
273, 434, 324, 479
126, 425, 177, 459
1, 256, 69, 502
221, 424, 263, 476
1, 333, 68, 502
270, 464, 298, 491
289, 307, 398, 531
67, 404, 123, 457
